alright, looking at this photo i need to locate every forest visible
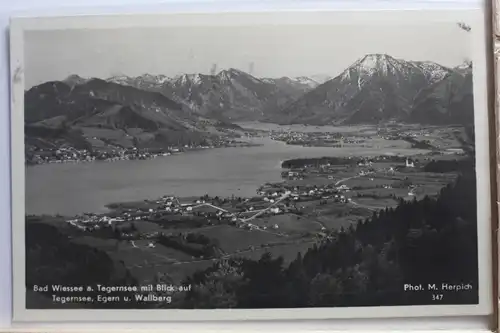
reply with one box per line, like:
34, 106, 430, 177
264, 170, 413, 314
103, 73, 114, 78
423, 158, 473, 173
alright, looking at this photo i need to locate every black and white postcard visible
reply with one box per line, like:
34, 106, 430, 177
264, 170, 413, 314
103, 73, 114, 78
10, 9, 494, 322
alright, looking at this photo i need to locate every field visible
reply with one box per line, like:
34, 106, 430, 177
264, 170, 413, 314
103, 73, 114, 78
252, 214, 324, 233
236, 240, 317, 264
72, 235, 200, 283
79, 127, 136, 149
198, 225, 285, 253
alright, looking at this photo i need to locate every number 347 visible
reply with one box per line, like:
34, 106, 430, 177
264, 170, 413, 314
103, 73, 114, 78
432, 294, 444, 301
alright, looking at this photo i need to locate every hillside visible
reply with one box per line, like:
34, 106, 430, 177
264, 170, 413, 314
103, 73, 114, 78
411, 65, 473, 125
268, 54, 472, 126
24, 79, 238, 152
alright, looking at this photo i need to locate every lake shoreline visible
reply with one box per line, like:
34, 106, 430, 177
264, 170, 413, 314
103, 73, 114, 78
25, 123, 449, 216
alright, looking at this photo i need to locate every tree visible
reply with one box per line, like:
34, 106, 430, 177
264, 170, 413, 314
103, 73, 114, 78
237, 253, 287, 308
308, 273, 342, 306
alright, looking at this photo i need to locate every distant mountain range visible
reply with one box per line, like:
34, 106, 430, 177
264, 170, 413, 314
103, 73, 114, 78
104, 70, 319, 121
25, 53, 474, 151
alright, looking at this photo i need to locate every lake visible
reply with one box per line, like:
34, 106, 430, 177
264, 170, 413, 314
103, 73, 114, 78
26, 124, 427, 216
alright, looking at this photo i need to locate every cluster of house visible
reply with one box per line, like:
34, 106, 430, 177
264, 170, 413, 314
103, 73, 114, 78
26, 137, 245, 166
259, 184, 352, 204
377, 128, 431, 140
66, 180, 361, 235
26, 147, 94, 165
282, 170, 305, 180
65, 191, 296, 232
270, 131, 344, 146
283, 155, 415, 184
26, 146, 176, 165
400, 130, 432, 138
66, 214, 125, 231
237, 221, 281, 232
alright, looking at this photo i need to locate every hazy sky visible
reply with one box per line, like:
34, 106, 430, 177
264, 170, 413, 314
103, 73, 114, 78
25, 22, 471, 88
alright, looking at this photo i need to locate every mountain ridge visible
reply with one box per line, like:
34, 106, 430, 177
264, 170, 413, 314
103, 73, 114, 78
104, 69, 321, 121
267, 53, 472, 125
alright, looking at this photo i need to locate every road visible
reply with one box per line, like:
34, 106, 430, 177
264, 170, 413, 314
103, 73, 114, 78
191, 203, 229, 213
334, 173, 382, 211
240, 192, 290, 222
185, 193, 291, 235
335, 175, 361, 186
128, 193, 291, 253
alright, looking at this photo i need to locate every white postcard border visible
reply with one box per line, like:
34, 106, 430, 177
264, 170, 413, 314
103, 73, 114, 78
9, 8, 494, 322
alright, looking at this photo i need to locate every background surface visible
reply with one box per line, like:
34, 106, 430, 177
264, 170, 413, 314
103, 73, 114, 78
0, 0, 493, 331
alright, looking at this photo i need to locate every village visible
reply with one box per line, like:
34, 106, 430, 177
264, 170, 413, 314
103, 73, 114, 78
25, 137, 258, 166
57, 150, 462, 262
270, 130, 366, 147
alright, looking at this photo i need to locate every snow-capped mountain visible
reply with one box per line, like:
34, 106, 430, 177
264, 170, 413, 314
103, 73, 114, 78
261, 76, 319, 95
294, 76, 319, 88
269, 54, 459, 125
453, 60, 473, 75
107, 74, 170, 92
411, 61, 452, 84
411, 64, 473, 125
160, 69, 285, 120
338, 54, 451, 85
103, 69, 315, 121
